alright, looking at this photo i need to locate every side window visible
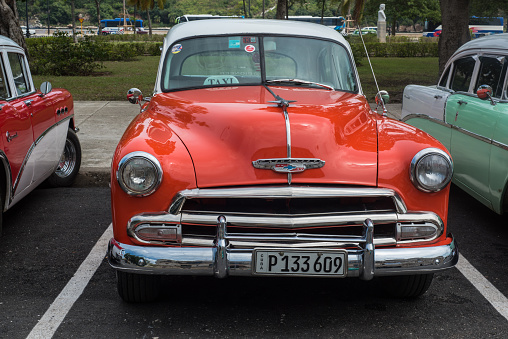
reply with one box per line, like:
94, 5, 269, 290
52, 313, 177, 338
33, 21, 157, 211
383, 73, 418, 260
450, 56, 476, 92
0, 55, 10, 100
7, 52, 30, 96
475, 56, 506, 98
438, 66, 450, 88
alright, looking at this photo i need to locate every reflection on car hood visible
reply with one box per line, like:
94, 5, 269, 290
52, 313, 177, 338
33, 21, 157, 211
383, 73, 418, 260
151, 86, 378, 188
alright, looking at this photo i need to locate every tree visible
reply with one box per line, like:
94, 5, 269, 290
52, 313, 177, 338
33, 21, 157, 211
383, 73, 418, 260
438, 0, 470, 73
275, 0, 287, 19
95, 0, 102, 35
341, 0, 366, 24
127, 0, 165, 36
0, 0, 28, 54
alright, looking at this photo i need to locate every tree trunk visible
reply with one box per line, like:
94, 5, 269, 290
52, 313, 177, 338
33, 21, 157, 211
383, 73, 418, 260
320, 0, 325, 24
276, 0, 286, 19
147, 9, 152, 36
438, 0, 470, 74
95, 0, 101, 35
0, 0, 28, 55
71, 0, 76, 42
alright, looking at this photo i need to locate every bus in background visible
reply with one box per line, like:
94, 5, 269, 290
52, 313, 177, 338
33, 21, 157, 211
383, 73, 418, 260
99, 18, 146, 35
287, 16, 345, 30
175, 15, 242, 24
423, 16, 503, 38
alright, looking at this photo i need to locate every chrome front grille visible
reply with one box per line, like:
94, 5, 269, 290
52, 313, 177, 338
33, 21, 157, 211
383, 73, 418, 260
128, 186, 443, 247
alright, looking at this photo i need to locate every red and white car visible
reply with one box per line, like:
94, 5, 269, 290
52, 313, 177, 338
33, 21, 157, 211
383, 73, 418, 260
108, 19, 458, 302
0, 35, 81, 233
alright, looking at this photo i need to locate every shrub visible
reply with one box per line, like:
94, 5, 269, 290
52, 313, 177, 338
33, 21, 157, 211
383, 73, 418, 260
27, 32, 108, 76
345, 34, 438, 65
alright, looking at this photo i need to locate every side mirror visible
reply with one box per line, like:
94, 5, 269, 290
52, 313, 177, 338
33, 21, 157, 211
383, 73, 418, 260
375, 90, 390, 116
477, 85, 495, 105
127, 88, 143, 105
375, 90, 390, 105
40, 81, 52, 96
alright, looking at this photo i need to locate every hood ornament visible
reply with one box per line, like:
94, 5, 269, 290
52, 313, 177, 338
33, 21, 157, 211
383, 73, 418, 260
253, 158, 325, 174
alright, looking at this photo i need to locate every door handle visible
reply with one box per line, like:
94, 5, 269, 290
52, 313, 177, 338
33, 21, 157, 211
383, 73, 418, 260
457, 100, 468, 105
434, 94, 442, 99
24, 99, 33, 106
6, 131, 18, 142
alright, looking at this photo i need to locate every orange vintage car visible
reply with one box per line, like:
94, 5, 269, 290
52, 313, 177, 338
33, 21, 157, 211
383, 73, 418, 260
108, 19, 458, 302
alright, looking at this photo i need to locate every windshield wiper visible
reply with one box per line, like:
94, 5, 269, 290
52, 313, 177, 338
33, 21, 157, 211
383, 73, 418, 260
266, 79, 334, 91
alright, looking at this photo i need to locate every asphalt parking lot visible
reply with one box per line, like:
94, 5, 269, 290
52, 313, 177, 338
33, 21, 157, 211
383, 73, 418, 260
1, 102, 508, 337
1, 185, 508, 338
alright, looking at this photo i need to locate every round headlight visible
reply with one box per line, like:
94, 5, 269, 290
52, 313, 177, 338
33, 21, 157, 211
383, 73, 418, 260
117, 152, 162, 196
410, 148, 453, 192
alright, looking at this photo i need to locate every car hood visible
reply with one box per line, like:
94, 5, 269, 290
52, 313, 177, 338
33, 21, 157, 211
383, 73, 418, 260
150, 86, 378, 188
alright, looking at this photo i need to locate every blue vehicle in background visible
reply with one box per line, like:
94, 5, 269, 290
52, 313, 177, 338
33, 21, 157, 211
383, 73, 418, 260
423, 16, 503, 38
99, 18, 146, 35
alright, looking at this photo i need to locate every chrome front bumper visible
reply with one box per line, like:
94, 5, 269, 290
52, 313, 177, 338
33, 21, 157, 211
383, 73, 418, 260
108, 232, 458, 280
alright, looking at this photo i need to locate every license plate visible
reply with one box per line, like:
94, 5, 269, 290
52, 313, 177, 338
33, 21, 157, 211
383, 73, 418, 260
253, 249, 347, 277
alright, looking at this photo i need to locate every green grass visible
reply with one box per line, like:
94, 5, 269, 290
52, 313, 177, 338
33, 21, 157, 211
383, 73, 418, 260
32, 56, 160, 101
33, 56, 439, 102
357, 57, 439, 102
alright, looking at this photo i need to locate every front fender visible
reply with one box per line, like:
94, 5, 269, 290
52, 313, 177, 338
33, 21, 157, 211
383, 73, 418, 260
377, 117, 451, 236
111, 110, 197, 245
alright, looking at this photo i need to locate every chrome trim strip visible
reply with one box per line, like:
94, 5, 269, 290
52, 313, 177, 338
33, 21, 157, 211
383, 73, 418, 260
402, 113, 508, 152
401, 113, 450, 128
11, 115, 72, 198
180, 211, 398, 228
108, 235, 458, 278
127, 210, 442, 246
169, 186, 408, 215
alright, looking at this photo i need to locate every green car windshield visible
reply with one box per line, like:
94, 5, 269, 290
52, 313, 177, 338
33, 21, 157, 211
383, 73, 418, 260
161, 35, 358, 93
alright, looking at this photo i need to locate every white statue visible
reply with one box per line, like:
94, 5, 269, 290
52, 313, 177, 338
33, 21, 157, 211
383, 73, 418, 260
378, 4, 386, 22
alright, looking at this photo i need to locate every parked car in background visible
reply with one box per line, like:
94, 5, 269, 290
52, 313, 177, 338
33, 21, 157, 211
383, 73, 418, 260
402, 34, 508, 214
352, 26, 377, 35
108, 19, 457, 302
0, 35, 81, 234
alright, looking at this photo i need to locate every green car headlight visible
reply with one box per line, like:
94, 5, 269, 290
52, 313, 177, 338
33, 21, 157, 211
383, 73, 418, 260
410, 148, 453, 192
117, 152, 163, 196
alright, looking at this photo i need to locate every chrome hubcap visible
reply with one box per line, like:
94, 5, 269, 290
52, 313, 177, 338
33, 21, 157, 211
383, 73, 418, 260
55, 137, 77, 178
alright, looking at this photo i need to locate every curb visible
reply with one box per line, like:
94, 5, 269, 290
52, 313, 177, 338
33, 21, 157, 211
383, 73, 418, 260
74, 170, 111, 188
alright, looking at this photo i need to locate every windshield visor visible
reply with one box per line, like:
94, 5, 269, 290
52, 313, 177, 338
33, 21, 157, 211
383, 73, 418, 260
161, 35, 358, 92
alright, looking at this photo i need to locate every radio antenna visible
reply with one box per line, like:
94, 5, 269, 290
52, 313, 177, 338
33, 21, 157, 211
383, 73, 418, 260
357, 25, 387, 116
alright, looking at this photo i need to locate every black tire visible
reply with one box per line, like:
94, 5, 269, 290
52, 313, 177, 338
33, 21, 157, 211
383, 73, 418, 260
0, 190, 3, 237
47, 128, 82, 187
116, 271, 161, 303
380, 273, 434, 298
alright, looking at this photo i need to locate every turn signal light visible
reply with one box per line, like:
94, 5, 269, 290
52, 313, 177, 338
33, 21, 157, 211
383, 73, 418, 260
135, 225, 179, 242
397, 223, 438, 241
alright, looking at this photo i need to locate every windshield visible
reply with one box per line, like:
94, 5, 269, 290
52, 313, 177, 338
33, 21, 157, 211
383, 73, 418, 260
161, 35, 358, 93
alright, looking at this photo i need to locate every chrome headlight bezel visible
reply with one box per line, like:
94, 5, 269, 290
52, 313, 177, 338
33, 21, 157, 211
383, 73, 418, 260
410, 148, 453, 193
116, 151, 163, 197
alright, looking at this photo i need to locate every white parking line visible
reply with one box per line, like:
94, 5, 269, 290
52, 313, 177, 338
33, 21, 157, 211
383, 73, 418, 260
26, 224, 113, 339
26, 231, 508, 338
456, 254, 508, 321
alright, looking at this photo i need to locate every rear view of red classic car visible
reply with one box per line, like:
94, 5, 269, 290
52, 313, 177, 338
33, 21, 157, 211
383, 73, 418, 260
108, 19, 458, 302
0, 35, 81, 234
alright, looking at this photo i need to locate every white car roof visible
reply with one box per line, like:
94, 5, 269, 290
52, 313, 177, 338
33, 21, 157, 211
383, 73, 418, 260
453, 33, 508, 56
0, 35, 22, 49
164, 19, 349, 48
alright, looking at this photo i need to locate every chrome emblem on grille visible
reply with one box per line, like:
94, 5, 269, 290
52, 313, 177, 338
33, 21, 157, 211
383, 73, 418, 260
252, 158, 325, 173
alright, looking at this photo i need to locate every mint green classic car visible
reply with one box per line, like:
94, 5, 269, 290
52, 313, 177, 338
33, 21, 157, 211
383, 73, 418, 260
401, 34, 508, 214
